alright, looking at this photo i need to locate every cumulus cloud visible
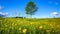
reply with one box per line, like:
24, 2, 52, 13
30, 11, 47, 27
51, 12, 59, 16
0, 12, 8, 16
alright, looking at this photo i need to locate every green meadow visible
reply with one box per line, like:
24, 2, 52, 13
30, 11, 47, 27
0, 18, 60, 34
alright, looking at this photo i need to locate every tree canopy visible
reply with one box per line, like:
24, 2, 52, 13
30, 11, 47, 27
25, 1, 38, 16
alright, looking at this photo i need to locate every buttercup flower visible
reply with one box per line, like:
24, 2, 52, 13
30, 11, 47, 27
23, 29, 27, 34
19, 28, 21, 31
39, 26, 43, 29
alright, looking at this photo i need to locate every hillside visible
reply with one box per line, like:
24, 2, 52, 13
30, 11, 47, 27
0, 18, 60, 34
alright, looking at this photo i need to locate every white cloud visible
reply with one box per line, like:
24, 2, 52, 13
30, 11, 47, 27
0, 12, 5, 15
51, 12, 58, 16
0, 12, 8, 15
0, 12, 3, 14
5, 12, 8, 15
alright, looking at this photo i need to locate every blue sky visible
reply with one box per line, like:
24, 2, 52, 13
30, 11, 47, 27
0, 0, 60, 18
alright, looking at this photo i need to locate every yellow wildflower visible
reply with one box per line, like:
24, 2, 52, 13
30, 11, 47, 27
30, 23, 33, 25
39, 26, 43, 29
12, 23, 14, 26
23, 29, 27, 33
50, 24, 53, 26
19, 28, 21, 31
15, 24, 17, 26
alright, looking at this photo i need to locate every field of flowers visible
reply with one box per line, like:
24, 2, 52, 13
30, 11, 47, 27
0, 18, 60, 34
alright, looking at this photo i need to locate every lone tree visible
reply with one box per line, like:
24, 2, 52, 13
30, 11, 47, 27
25, 1, 38, 18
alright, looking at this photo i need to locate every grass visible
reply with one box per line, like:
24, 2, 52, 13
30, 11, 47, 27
0, 18, 60, 34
